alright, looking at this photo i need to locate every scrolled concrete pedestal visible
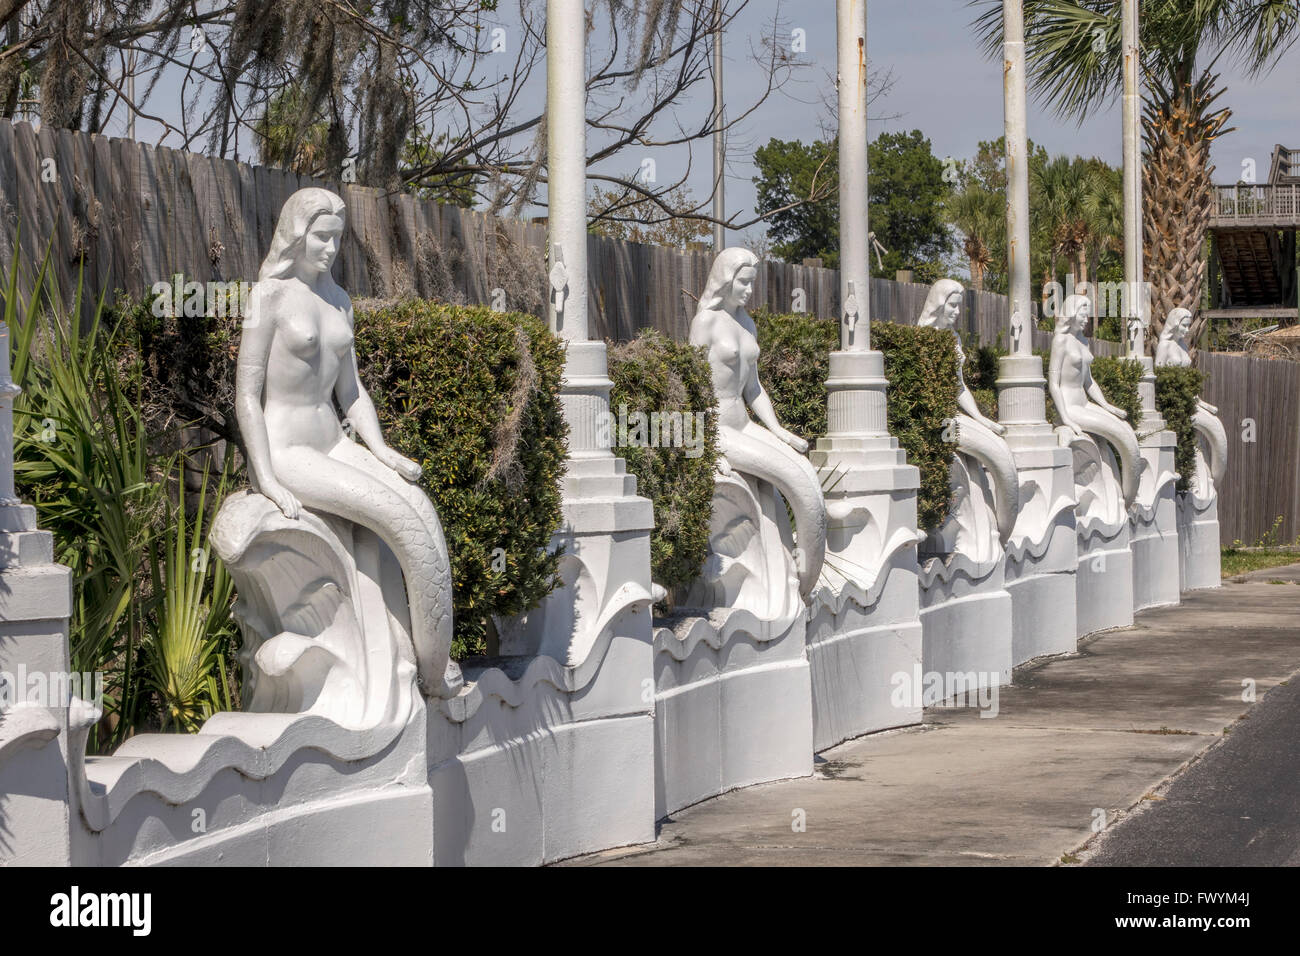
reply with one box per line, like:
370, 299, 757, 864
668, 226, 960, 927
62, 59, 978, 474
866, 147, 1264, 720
808, 349, 924, 749
1178, 492, 1222, 591
1130, 360, 1181, 611
432, 338, 660, 866
1076, 521, 1135, 636
919, 553, 1013, 689
653, 607, 811, 819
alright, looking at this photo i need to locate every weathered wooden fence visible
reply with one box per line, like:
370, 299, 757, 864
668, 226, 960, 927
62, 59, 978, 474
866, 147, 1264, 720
0, 121, 1051, 342
1199, 350, 1300, 547
0, 122, 1286, 545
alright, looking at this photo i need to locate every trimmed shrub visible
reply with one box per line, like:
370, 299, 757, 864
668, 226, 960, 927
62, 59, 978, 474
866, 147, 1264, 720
752, 311, 959, 533
871, 321, 960, 532
753, 309, 838, 445
355, 300, 567, 659
962, 333, 1001, 421
1089, 357, 1144, 431
607, 330, 719, 600
1155, 365, 1206, 493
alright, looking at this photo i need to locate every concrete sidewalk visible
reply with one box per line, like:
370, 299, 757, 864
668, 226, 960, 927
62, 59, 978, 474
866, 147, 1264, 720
566, 565, 1300, 866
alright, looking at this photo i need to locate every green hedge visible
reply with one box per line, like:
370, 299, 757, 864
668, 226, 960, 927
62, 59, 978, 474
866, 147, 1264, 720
608, 330, 719, 600
355, 301, 567, 659
754, 309, 838, 445
1089, 357, 1144, 432
871, 321, 960, 531
1155, 365, 1205, 493
753, 311, 959, 532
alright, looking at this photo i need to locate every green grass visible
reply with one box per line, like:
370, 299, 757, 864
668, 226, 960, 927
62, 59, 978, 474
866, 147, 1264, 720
1221, 548, 1300, 579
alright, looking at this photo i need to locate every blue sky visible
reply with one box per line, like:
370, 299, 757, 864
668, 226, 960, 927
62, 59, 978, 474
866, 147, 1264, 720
692, 0, 1300, 244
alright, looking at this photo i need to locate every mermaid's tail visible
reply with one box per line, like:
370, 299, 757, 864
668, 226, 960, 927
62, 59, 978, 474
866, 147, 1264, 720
720, 422, 828, 596
276, 441, 458, 698
1192, 406, 1228, 490
954, 414, 1020, 544
1072, 405, 1141, 509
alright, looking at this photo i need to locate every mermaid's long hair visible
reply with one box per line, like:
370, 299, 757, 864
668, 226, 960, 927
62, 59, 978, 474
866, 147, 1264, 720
258, 188, 347, 291
918, 278, 964, 328
697, 248, 760, 314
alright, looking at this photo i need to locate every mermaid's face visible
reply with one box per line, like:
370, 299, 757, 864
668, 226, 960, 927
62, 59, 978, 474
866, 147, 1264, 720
302, 214, 343, 275
942, 292, 961, 328
1178, 313, 1192, 339
1070, 299, 1091, 332
725, 266, 757, 311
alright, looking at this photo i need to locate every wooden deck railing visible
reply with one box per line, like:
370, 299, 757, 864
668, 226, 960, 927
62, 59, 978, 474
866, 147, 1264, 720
1210, 183, 1300, 226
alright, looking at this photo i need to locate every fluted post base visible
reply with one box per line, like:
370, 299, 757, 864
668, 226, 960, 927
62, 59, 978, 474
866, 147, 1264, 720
996, 355, 1079, 663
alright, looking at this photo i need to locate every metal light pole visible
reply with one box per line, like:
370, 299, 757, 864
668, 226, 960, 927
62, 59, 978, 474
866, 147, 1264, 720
837, 0, 870, 352
995, 0, 1050, 427
1122, 0, 1144, 355
1003, 0, 1032, 360
712, 2, 725, 252
526, 0, 653, 668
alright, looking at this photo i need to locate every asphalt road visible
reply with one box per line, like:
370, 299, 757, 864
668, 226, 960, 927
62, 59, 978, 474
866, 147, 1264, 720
1083, 675, 1300, 866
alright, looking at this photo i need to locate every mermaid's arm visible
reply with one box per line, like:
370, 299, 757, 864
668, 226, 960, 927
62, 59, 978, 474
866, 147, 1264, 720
334, 307, 421, 481
957, 385, 1003, 434
1085, 375, 1125, 418
235, 283, 300, 517
744, 373, 807, 453
1048, 337, 1081, 436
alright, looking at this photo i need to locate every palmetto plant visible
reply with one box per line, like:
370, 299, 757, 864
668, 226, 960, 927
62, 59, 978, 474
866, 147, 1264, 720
7, 243, 237, 748
9, 247, 166, 748
973, 0, 1300, 347
143, 463, 237, 733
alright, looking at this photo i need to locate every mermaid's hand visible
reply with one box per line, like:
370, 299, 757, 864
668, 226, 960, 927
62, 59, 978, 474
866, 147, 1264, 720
380, 447, 423, 481
780, 428, 809, 454
264, 482, 301, 519
716, 454, 733, 477
1063, 419, 1084, 440
1109, 405, 1128, 421
982, 415, 1007, 436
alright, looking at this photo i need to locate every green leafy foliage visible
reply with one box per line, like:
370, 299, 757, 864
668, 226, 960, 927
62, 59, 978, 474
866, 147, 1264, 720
607, 331, 719, 599
1155, 365, 1206, 493
870, 322, 961, 532
753, 130, 954, 279
753, 309, 838, 444
144, 463, 238, 733
752, 138, 840, 266
353, 300, 567, 659
9, 248, 236, 751
751, 310, 959, 532
1089, 357, 1145, 432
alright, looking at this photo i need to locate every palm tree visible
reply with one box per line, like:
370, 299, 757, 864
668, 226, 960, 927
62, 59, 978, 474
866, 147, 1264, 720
972, 0, 1300, 346
1082, 162, 1124, 283
948, 182, 1004, 291
1034, 154, 1090, 287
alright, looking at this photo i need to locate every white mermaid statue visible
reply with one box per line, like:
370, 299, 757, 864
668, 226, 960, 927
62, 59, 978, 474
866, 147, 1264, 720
688, 248, 827, 606
917, 279, 1019, 552
233, 187, 460, 701
1049, 293, 1141, 510
1155, 307, 1227, 497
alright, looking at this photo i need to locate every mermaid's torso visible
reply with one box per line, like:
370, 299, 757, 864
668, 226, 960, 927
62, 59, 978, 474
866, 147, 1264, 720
693, 307, 759, 431
1055, 333, 1094, 412
261, 278, 356, 454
